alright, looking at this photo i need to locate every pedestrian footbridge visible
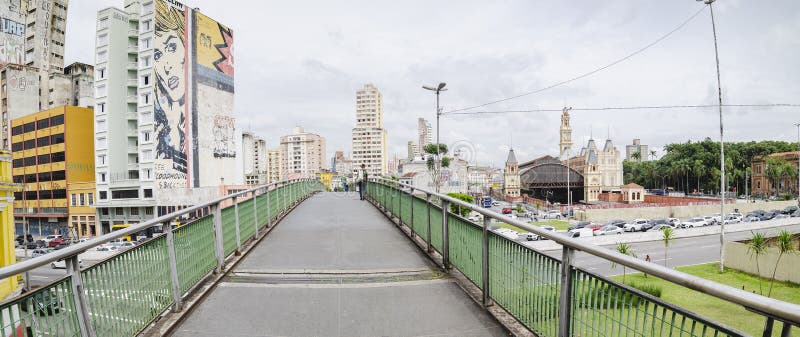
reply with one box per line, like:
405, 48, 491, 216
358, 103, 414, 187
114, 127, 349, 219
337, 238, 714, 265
0, 179, 798, 337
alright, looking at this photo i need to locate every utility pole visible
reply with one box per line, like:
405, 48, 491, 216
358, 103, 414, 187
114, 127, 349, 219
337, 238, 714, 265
422, 83, 447, 193
795, 123, 800, 207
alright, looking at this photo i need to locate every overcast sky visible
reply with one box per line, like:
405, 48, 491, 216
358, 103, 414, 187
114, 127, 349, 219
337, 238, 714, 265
65, 0, 800, 167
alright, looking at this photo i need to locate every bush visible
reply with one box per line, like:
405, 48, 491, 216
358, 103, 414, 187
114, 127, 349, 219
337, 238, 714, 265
780, 193, 794, 201
629, 282, 663, 298
446, 193, 474, 217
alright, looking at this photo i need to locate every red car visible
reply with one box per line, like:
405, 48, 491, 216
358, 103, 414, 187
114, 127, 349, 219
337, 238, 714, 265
48, 238, 65, 248
586, 223, 604, 232
501, 208, 513, 214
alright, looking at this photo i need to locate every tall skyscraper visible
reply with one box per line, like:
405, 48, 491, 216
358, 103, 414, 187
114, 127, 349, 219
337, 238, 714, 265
94, 0, 236, 229
1, 0, 69, 149
352, 83, 387, 175
241, 131, 267, 185
418, 117, 432, 151
280, 127, 326, 179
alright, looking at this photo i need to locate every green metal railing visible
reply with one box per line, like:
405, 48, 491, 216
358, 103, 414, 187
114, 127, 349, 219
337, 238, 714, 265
367, 178, 800, 337
0, 179, 324, 337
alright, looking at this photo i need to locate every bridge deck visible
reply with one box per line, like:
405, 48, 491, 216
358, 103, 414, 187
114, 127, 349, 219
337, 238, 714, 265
171, 192, 508, 337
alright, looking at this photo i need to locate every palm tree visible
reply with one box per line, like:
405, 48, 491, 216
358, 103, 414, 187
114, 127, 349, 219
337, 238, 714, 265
612, 243, 637, 283
661, 227, 675, 268
768, 230, 797, 297
631, 151, 641, 161
649, 150, 657, 161
693, 159, 706, 194
747, 232, 768, 295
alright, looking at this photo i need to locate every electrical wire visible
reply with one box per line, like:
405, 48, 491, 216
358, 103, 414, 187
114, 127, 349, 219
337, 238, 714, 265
444, 104, 800, 116
445, 6, 708, 114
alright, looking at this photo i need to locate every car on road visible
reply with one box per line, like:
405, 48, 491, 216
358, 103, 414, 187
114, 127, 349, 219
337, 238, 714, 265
723, 213, 742, 224
595, 225, 624, 236
528, 226, 556, 240
744, 214, 761, 222
646, 219, 670, 231
15, 234, 34, 245
53, 242, 70, 250
119, 242, 136, 249
26, 240, 46, 250
520, 232, 536, 241
501, 207, 513, 214
20, 289, 61, 316
468, 213, 483, 222
782, 205, 798, 215
681, 218, 707, 228
494, 228, 519, 240
792, 209, 800, 217
31, 249, 50, 258
491, 201, 500, 207
624, 219, 650, 232
542, 210, 562, 219
47, 238, 65, 248
50, 259, 84, 269
567, 221, 591, 231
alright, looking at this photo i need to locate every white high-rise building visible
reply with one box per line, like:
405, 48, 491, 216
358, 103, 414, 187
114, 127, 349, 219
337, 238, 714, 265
94, 0, 237, 228
280, 127, 325, 179
242, 131, 267, 185
418, 117, 432, 151
352, 83, 387, 176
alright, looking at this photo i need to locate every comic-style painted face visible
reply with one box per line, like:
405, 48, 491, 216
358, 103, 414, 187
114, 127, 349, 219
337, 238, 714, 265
155, 34, 185, 102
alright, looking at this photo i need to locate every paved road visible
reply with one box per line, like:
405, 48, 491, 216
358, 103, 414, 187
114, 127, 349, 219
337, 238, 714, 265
172, 192, 509, 337
542, 224, 800, 276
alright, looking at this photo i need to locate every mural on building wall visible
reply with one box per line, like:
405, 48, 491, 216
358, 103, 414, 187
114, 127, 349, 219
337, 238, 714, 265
192, 11, 236, 186
0, 5, 26, 66
154, 0, 189, 189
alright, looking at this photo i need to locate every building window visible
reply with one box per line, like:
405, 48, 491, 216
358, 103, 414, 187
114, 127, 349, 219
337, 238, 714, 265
99, 191, 108, 200
50, 114, 64, 126
142, 2, 153, 14
142, 74, 150, 86
142, 149, 153, 161
145, 207, 153, 215
98, 102, 106, 113
98, 155, 106, 165
97, 68, 105, 79
130, 207, 139, 215
97, 50, 107, 63
141, 37, 151, 49
99, 172, 107, 182
97, 33, 108, 46
115, 208, 124, 215
96, 119, 106, 131
143, 188, 153, 198
71, 193, 77, 206
141, 19, 152, 32
141, 55, 151, 67
80, 193, 85, 206
97, 137, 107, 149
142, 131, 151, 142
96, 84, 106, 97
88, 193, 94, 205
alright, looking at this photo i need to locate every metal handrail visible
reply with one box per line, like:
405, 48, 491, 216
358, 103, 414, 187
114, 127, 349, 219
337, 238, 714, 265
370, 177, 800, 326
0, 178, 316, 280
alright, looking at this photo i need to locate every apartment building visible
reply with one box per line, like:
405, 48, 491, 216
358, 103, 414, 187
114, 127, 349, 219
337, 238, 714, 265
351, 84, 387, 176
280, 127, 325, 179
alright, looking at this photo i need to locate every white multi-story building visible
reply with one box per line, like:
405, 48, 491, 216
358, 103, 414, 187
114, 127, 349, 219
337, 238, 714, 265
94, 0, 237, 228
398, 157, 467, 194
352, 83, 387, 176
241, 131, 267, 185
407, 140, 419, 160
418, 117, 432, 152
1, 64, 40, 149
625, 139, 649, 162
267, 149, 281, 183
280, 127, 325, 179
47, 62, 94, 109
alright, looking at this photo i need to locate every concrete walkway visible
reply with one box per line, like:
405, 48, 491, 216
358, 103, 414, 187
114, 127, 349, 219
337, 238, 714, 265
171, 192, 508, 337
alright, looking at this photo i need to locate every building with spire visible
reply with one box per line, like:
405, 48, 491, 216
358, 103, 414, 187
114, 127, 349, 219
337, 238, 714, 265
503, 148, 520, 200
559, 107, 573, 156
566, 137, 623, 202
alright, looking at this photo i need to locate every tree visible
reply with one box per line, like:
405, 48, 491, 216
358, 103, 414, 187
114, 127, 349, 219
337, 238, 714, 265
424, 143, 451, 192
631, 151, 641, 161
661, 227, 675, 268
768, 230, 797, 297
693, 159, 706, 193
446, 193, 474, 217
612, 243, 637, 283
747, 232, 768, 295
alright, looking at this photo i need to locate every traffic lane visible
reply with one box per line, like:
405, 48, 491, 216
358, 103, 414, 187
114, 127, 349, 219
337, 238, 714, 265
542, 224, 800, 276
25, 259, 103, 287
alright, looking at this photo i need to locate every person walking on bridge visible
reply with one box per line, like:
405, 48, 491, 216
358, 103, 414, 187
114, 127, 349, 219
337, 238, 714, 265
359, 164, 368, 200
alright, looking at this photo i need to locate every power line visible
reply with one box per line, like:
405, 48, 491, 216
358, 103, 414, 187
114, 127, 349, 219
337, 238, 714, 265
445, 6, 708, 114
444, 103, 800, 116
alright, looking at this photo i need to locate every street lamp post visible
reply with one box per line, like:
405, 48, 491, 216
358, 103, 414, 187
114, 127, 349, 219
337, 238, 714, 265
697, 0, 727, 272
423, 82, 447, 193
795, 123, 800, 207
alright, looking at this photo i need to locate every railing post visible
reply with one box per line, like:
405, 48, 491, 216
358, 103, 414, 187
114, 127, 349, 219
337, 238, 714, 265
397, 185, 403, 226
165, 223, 182, 312
253, 190, 259, 236
266, 187, 271, 227
383, 182, 388, 212
233, 196, 241, 254
442, 199, 450, 269
66, 255, 96, 337
409, 188, 415, 238
212, 203, 225, 274
558, 246, 576, 337
482, 215, 491, 307
426, 193, 432, 253
283, 182, 288, 213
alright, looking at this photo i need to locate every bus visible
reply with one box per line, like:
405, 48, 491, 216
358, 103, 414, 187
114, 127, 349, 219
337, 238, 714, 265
482, 197, 493, 208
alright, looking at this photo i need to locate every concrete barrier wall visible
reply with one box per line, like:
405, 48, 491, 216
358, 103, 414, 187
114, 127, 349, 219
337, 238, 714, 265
582, 200, 797, 222
725, 241, 800, 284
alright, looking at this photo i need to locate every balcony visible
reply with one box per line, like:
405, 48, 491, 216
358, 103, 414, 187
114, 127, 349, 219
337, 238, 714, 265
127, 78, 138, 87
128, 29, 138, 36
127, 95, 137, 104
127, 44, 138, 53
127, 62, 138, 70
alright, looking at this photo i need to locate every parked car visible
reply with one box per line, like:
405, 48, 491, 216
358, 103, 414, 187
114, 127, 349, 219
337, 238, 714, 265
468, 213, 483, 222
792, 209, 800, 218
15, 234, 34, 245
494, 228, 519, 240
586, 223, 604, 232
119, 242, 136, 249
42, 235, 62, 244
520, 232, 536, 241
759, 212, 776, 221
567, 221, 592, 231
667, 218, 682, 227
651, 224, 675, 232
31, 249, 50, 258
744, 214, 762, 222
47, 238, 65, 248
624, 219, 650, 232
567, 228, 594, 238
724, 213, 742, 224
501, 207, 513, 214
491, 201, 500, 207
52, 242, 70, 250
26, 240, 46, 250
774, 213, 790, 219
648, 219, 670, 231
782, 205, 798, 215
710, 213, 723, 224
50, 259, 83, 269
595, 225, 624, 236
19, 289, 61, 316
96, 245, 119, 253
542, 210, 562, 219
703, 216, 718, 226
681, 218, 707, 228
609, 219, 627, 227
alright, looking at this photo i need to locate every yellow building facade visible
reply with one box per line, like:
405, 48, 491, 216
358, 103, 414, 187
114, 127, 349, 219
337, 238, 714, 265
319, 172, 334, 191
0, 152, 19, 299
11, 106, 95, 238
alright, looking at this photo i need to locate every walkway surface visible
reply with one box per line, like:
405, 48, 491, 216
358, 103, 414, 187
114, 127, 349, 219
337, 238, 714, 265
171, 192, 508, 337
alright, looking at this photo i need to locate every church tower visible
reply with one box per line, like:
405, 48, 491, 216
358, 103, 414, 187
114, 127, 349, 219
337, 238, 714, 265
559, 107, 573, 155
503, 148, 521, 199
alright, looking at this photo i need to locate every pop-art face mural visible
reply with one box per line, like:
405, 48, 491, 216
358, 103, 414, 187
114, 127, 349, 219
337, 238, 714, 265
154, 0, 188, 186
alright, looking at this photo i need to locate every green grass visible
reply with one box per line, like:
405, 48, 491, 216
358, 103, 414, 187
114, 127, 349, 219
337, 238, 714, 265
611, 263, 800, 336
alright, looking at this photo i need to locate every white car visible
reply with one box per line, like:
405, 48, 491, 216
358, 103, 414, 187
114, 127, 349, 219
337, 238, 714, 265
494, 228, 519, 240
520, 232, 537, 241
542, 210, 562, 219
119, 241, 136, 249
468, 213, 483, 222
51, 259, 84, 269
624, 219, 649, 232
42, 235, 63, 244
667, 218, 681, 227
703, 216, 718, 226
681, 218, 707, 228
31, 249, 50, 258
96, 245, 119, 253
505, 214, 518, 220
595, 225, 624, 236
